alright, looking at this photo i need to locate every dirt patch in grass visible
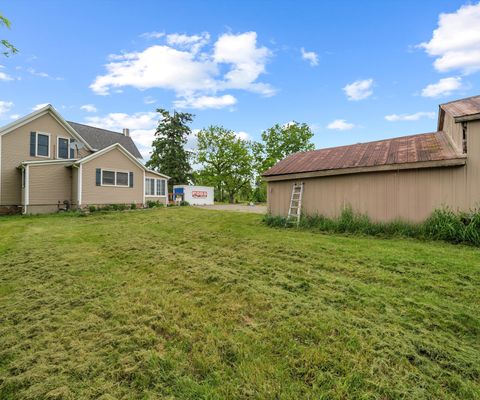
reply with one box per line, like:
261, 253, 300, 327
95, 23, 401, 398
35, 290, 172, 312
0, 208, 479, 399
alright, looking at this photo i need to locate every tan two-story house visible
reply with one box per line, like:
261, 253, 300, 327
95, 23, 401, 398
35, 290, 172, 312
0, 104, 168, 214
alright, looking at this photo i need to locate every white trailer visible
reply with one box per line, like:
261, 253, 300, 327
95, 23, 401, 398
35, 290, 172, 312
173, 185, 214, 205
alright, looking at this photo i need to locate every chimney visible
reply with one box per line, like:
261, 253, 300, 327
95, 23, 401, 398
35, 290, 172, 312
123, 128, 130, 137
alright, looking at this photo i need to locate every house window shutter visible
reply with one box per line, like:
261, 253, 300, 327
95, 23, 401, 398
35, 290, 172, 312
96, 168, 101, 186
129, 172, 133, 187
70, 147, 75, 159
30, 132, 36, 156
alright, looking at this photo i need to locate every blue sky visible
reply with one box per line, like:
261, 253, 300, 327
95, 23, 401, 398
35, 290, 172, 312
1, 0, 480, 159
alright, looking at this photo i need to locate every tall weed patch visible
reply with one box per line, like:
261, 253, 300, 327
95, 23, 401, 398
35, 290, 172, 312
264, 206, 480, 246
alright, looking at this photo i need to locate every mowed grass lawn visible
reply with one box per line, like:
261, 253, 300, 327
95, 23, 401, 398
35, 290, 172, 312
0, 208, 479, 400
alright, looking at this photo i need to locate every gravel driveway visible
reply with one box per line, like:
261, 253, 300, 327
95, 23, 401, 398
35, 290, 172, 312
196, 204, 267, 214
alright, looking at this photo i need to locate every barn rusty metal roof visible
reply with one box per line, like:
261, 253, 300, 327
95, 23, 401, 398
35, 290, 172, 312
263, 131, 464, 177
440, 95, 480, 119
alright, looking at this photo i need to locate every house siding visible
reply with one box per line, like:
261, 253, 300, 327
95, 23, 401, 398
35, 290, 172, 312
72, 167, 78, 208
0, 113, 91, 206
267, 120, 480, 222
27, 163, 72, 213
81, 148, 144, 205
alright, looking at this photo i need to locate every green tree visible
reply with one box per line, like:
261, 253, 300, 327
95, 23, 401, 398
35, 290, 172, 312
251, 141, 268, 202
259, 121, 315, 173
1, 15, 18, 57
250, 122, 315, 202
196, 126, 254, 203
146, 109, 193, 187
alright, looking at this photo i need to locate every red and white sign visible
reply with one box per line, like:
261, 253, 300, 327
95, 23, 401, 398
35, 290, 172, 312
192, 191, 208, 198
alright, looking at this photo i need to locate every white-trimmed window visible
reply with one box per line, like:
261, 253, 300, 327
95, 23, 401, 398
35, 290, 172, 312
145, 178, 166, 196
145, 178, 155, 195
36, 133, 50, 157
57, 137, 70, 159
116, 172, 129, 187
156, 179, 166, 196
101, 170, 130, 187
30, 131, 51, 158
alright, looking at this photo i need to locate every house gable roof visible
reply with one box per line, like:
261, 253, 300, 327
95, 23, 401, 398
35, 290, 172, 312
0, 105, 143, 159
75, 142, 145, 168
75, 142, 170, 179
263, 131, 465, 179
0, 104, 94, 151
67, 121, 143, 159
144, 169, 170, 179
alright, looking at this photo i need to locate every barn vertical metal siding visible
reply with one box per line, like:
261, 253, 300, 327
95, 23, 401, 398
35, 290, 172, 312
267, 119, 480, 223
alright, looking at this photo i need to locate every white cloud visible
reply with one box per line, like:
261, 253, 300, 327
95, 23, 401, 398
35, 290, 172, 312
80, 104, 97, 113
421, 76, 462, 97
174, 94, 237, 109
213, 32, 274, 96
283, 121, 297, 128
32, 103, 49, 111
91, 31, 274, 107
326, 119, 355, 130
418, 3, 480, 74
91, 45, 218, 96
84, 111, 157, 131
186, 128, 200, 152
300, 47, 319, 66
129, 129, 157, 159
143, 96, 156, 104
385, 111, 436, 121
26, 67, 63, 80
166, 32, 210, 54
140, 31, 165, 39
0, 101, 14, 117
385, 111, 435, 122
235, 131, 250, 141
84, 112, 158, 159
343, 78, 374, 101
309, 123, 321, 133
10, 114, 20, 120
0, 71, 13, 81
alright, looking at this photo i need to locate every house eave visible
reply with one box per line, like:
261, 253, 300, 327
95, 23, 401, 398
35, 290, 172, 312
262, 157, 467, 182
20, 159, 79, 166
145, 169, 171, 180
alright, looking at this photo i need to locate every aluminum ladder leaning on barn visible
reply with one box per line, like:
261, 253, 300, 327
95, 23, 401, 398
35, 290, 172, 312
286, 182, 304, 226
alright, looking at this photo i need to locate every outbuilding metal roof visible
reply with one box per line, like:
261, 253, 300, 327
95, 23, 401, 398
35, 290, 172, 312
67, 121, 143, 159
263, 131, 464, 177
440, 95, 480, 119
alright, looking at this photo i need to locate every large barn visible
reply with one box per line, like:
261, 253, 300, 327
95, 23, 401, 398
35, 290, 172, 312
263, 95, 480, 222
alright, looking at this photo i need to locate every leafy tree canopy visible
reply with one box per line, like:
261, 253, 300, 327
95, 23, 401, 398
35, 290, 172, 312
146, 109, 193, 187
257, 121, 315, 173
196, 126, 254, 203
0, 15, 18, 57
